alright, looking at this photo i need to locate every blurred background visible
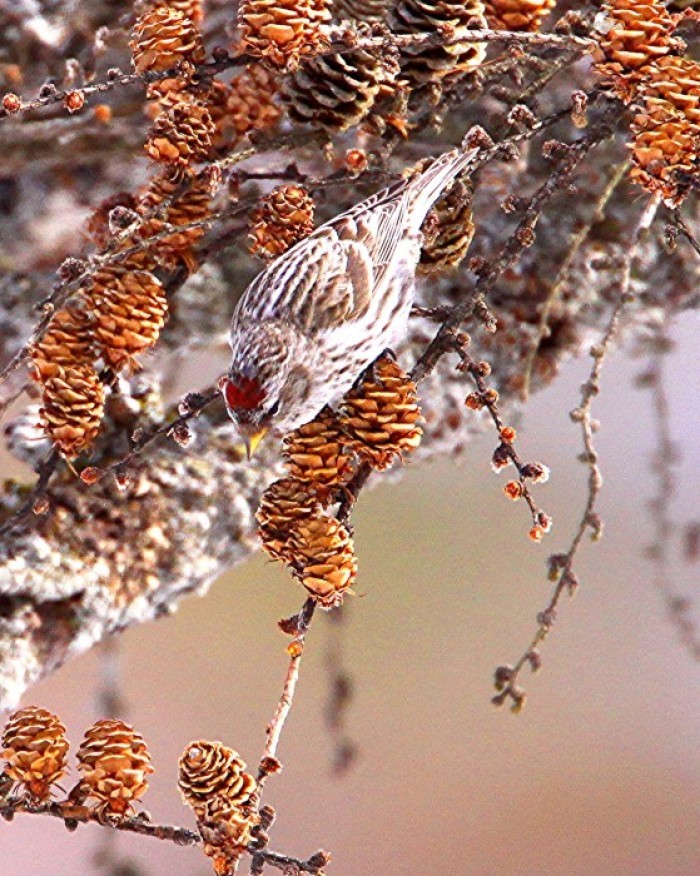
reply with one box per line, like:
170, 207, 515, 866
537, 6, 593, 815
1, 319, 699, 875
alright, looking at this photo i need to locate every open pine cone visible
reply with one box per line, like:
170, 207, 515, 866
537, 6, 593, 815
30, 304, 95, 381
237, 0, 332, 69
210, 64, 281, 150
281, 43, 400, 132
419, 178, 475, 274
83, 264, 168, 371
282, 408, 354, 493
338, 355, 423, 470
178, 741, 258, 820
288, 516, 357, 607
249, 184, 315, 259
257, 478, 324, 562
1, 707, 69, 801
130, 5, 206, 73
484, 0, 556, 31
145, 96, 215, 169
387, 0, 487, 89
39, 365, 105, 458
76, 719, 153, 816
594, 0, 678, 99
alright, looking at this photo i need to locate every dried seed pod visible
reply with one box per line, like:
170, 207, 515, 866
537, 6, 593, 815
178, 741, 257, 819
483, 0, 556, 31
249, 184, 315, 259
83, 264, 168, 370
288, 516, 357, 607
387, 0, 487, 89
237, 0, 332, 69
338, 355, 423, 470
145, 96, 215, 169
135, 168, 213, 272
257, 478, 324, 562
594, 0, 678, 100
419, 178, 475, 273
130, 5, 206, 73
281, 42, 400, 132
76, 719, 153, 816
283, 409, 354, 491
40, 364, 105, 458
30, 305, 95, 382
1, 707, 69, 801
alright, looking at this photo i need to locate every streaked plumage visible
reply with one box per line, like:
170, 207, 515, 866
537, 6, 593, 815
224, 146, 479, 448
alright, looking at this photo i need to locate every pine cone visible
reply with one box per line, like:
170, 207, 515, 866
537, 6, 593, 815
629, 99, 698, 204
594, 0, 678, 100
83, 264, 168, 370
145, 96, 215, 169
40, 364, 105, 458
419, 178, 475, 273
130, 5, 206, 73
288, 516, 357, 607
638, 56, 700, 125
249, 184, 315, 259
76, 719, 153, 816
257, 478, 324, 562
1, 707, 69, 801
135, 169, 212, 272
333, 0, 389, 21
237, 0, 332, 69
281, 43, 400, 132
282, 409, 354, 491
178, 741, 257, 820
150, 0, 204, 26
483, 0, 556, 31
30, 305, 96, 382
387, 0, 487, 89
338, 356, 423, 470
209, 65, 281, 151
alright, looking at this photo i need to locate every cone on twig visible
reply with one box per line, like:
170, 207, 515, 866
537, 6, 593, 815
288, 515, 357, 607
178, 740, 258, 819
130, 5, 206, 74
281, 41, 400, 132
39, 365, 105, 458
145, 96, 215, 169
282, 408, 354, 493
387, 0, 487, 90
257, 478, 324, 562
30, 304, 95, 381
237, 0, 332, 69
339, 355, 423, 470
484, 0, 556, 32
419, 178, 475, 273
249, 184, 315, 259
83, 264, 168, 371
76, 719, 153, 817
210, 64, 282, 149
1, 707, 69, 801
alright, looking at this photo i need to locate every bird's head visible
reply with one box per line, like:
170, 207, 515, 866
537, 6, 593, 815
223, 321, 312, 456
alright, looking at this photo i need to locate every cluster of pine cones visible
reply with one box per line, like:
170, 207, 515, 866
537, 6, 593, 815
594, 0, 700, 205
257, 354, 423, 607
1, 707, 260, 871
1, 706, 153, 817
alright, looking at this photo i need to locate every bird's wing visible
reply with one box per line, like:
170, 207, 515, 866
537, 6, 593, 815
237, 194, 409, 335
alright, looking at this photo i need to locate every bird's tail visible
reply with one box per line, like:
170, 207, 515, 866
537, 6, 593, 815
405, 146, 479, 231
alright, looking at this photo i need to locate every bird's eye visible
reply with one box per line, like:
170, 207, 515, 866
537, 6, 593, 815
268, 400, 281, 418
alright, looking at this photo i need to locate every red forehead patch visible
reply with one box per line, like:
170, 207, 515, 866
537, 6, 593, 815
224, 376, 266, 411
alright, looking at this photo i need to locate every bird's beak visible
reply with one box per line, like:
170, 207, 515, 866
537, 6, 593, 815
244, 427, 269, 460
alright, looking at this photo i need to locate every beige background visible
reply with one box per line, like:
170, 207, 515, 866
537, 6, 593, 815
1, 319, 699, 875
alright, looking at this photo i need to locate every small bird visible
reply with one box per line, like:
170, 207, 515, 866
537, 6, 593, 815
223, 145, 478, 456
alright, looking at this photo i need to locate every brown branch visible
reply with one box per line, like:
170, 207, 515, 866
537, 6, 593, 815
493, 195, 661, 713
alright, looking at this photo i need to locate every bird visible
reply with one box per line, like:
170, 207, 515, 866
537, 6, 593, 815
223, 144, 479, 456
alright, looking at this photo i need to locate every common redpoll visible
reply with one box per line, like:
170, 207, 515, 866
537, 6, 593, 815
223, 146, 479, 454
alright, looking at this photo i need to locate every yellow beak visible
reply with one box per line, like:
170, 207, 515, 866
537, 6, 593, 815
244, 427, 269, 460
